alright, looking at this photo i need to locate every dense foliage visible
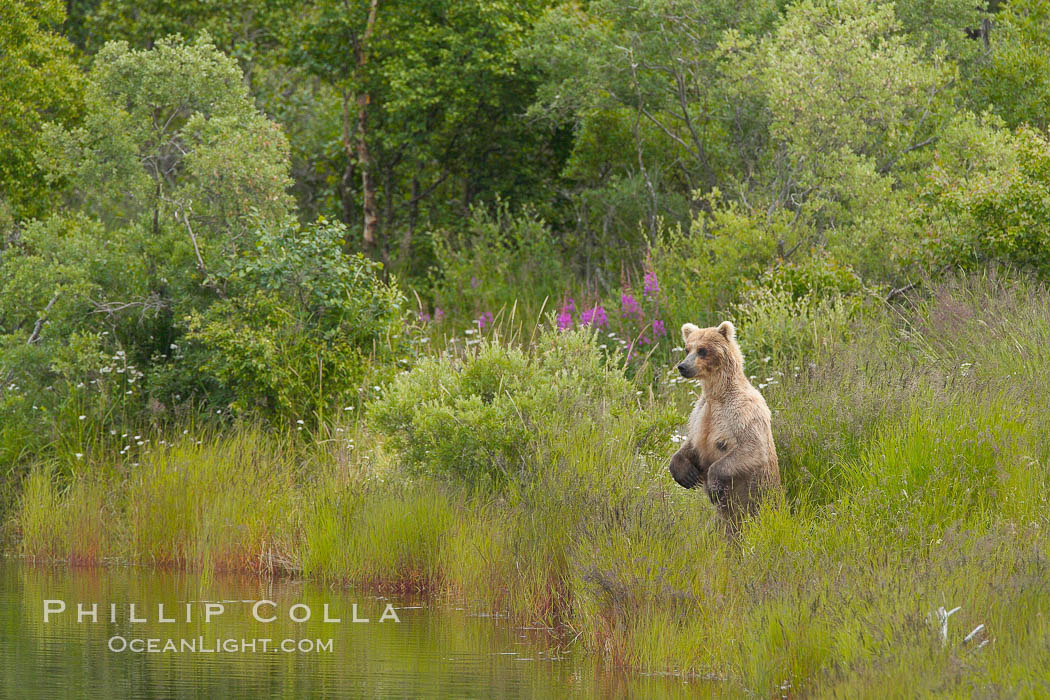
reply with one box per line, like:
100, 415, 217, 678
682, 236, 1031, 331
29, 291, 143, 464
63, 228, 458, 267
6, 0, 1050, 689
3, 0, 1050, 475
2, 0, 1049, 455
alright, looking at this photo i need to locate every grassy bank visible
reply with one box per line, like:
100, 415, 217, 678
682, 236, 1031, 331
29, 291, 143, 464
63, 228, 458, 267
10, 273, 1050, 695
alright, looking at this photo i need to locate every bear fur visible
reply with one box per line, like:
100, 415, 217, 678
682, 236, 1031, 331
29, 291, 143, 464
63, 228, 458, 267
668, 320, 780, 530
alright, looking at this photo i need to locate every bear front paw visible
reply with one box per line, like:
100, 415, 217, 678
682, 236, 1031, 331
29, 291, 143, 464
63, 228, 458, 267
669, 454, 702, 489
706, 474, 733, 509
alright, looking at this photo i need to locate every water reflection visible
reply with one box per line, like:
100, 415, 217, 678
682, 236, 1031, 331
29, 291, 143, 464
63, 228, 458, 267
0, 559, 712, 698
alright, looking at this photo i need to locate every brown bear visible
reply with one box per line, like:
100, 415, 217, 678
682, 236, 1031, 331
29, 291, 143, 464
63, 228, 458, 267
668, 321, 780, 530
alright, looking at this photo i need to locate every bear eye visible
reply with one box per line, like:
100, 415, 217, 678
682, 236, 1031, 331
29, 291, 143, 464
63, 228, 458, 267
696, 347, 707, 358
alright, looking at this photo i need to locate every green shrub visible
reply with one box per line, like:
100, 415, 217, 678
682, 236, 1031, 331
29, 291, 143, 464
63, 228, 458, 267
751, 253, 864, 302
369, 327, 640, 485
921, 127, 1050, 277
727, 253, 870, 362
977, 0, 1050, 130
650, 200, 794, 327
734, 293, 872, 373
431, 206, 566, 322
184, 217, 405, 422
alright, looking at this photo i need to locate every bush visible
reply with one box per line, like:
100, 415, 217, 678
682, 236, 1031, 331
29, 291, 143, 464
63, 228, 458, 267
920, 127, 1050, 277
430, 206, 565, 323
751, 253, 864, 302
369, 327, 643, 486
732, 284, 869, 365
977, 0, 1050, 130
649, 200, 870, 364
183, 217, 405, 422
650, 200, 793, 327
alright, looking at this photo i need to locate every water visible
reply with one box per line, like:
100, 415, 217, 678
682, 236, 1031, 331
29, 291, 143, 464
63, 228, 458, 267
0, 560, 704, 699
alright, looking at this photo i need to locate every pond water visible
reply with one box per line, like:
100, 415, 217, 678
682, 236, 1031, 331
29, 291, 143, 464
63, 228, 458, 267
0, 559, 705, 698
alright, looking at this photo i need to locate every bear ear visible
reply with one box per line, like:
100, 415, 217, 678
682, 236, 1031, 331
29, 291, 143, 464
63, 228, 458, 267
680, 323, 699, 342
717, 321, 736, 341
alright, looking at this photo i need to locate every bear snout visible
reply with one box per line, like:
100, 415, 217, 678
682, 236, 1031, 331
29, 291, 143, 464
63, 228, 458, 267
677, 362, 696, 378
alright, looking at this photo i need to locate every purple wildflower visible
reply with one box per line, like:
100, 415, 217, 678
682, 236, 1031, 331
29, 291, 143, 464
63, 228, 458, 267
418, 310, 431, 324
652, 319, 666, 337
579, 305, 609, 329
434, 307, 446, 322
621, 292, 642, 319
557, 298, 576, 330
476, 311, 494, 330
643, 270, 660, 299
470, 276, 480, 289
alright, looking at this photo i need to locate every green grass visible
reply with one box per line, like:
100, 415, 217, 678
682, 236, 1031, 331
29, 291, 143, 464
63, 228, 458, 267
9, 272, 1050, 695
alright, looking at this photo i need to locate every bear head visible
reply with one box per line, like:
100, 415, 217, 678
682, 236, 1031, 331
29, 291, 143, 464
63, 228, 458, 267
676, 321, 743, 380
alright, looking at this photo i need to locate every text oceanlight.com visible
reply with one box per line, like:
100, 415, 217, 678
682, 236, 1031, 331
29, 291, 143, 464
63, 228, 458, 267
107, 637, 334, 654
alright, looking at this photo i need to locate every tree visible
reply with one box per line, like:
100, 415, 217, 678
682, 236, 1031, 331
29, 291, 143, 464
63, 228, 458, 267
525, 0, 992, 275
523, 0, 785, 269
3, 36, 400, 427
758, 0, 953, 175
0, 0, 82, 218
977, 0, 1050, 130
293, 0, 561, 264
295, 0, 385, 255
39, 35, 294, 302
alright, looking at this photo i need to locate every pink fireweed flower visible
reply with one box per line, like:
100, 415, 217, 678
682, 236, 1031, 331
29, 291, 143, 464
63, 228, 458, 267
476, 311, 494, 330
434, 307, 446, 322
579, 305, 608, 329
652, 319, 667, 337
643, 270, 660, 299
418, 310, 431, 323
557, 297, 576, 330
620, 292, 642, 319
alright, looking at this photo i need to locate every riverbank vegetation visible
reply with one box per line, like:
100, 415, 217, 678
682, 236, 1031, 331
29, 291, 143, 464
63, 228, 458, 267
5, 0, 1050, 694
15, 273, 1050, 694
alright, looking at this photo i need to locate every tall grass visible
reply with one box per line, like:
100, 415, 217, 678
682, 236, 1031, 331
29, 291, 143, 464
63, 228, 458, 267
10, 272, 1050, 694
19, 429, 300, 572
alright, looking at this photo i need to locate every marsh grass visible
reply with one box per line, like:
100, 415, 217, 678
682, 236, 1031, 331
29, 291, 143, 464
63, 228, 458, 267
11, 272, 1050, 694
